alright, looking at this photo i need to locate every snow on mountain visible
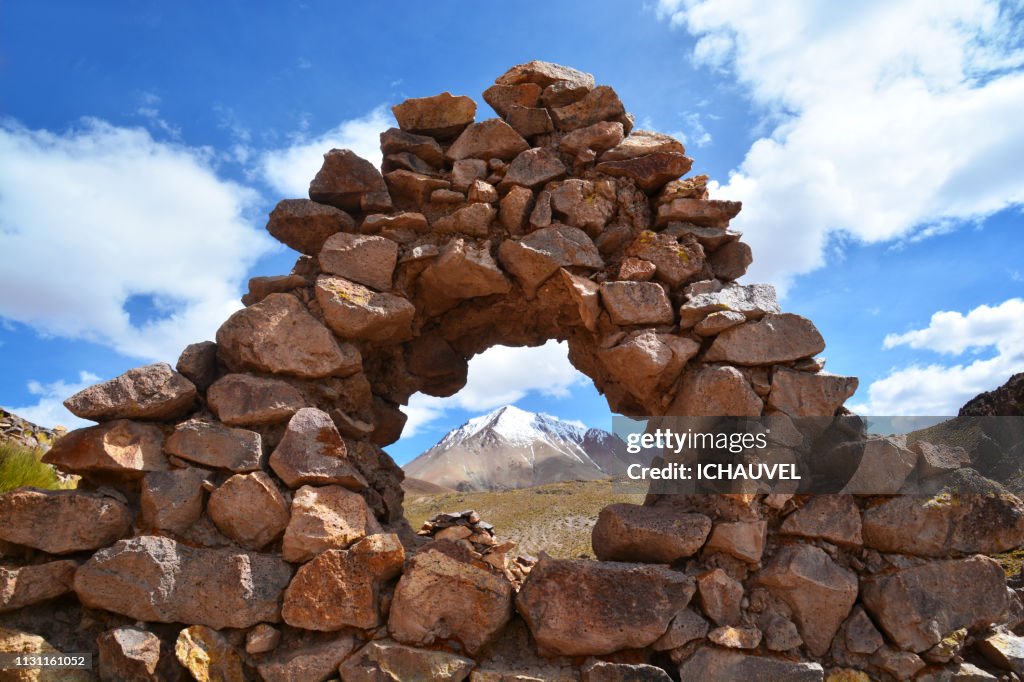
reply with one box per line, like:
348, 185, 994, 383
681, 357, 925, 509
404, 405, 649, 492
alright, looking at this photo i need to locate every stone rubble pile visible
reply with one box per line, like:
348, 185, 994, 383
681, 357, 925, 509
416, 510, 536, 585
1, 60, 1023, 681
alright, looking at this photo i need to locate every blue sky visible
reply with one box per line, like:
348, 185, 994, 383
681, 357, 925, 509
1, 1, 1022, 466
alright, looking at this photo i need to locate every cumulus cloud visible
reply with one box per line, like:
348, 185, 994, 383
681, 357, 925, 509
2, 371, 100, 430
259, 107, 394, 198
0, 119, 273, 362
657, 0, 1024, 292
850, 298, 1024, 414
401, 341, 589, 438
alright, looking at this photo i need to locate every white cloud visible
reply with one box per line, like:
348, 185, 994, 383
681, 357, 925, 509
3, 371, 100, 430
0, 118, 272, 362
851, 298, 1024, 414
657, 0, 1024, 292
259, 107, 394, 198
400, 341, 589, 438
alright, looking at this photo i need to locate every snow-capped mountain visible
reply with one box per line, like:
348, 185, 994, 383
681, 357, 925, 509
403, 405, 649, 491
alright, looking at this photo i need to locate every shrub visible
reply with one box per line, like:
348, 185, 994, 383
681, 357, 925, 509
0, 441, 72, 493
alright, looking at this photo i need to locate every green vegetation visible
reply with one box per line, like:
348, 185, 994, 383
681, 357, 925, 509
404, 479, 644, 559
0, 441, 72, 493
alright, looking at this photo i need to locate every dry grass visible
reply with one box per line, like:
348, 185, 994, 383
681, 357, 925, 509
403, 479, 644, 559
0, 441, 72, 493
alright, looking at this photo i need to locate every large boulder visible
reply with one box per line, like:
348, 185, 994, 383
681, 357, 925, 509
392, 92, 476, 139
206, 374, 305, 426
308, 148, 391, 213
591, 503, 711, 563
315, 275, 415, 342
339, 640, 475, 682
42, 420, 167, 477
498, 225, 603, 297
208, 471, 290, 550
388, 542, 513, 655
516, 556, 695, 656
598, 331, 698, 404
269, 408, 367, 490
0, 489, 132, 554
216, 293, 362, 379
0, 561, 77, 612
63, 363, 196, 421
165, 418, 263, 472
266, 199, 355, 256
704, 314, 825, 365
281, 485, 382, 562
678, 647, 823, 682
74, 536, 293, 629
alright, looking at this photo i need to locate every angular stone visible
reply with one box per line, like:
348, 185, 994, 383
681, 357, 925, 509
560, 269, 601, 332
208, 471, 290, 550
499, 185, 535, 234
549, 179, 615, 234
390, 542, 513, 655
559, 121, 625, 159
418, 238, 511, 301
175, 625, 244, 682
679, 648, 823, 682
281, 485, 382, 562
516, 556, 695, 656
710, 240, 753, 280
447, 119, 529, 161
861, 493, 1024, 557
392, 92, 476, 139
697, 568, 743, 626
780, 495, 863, 545
64, 363, 196, 422
602, 130, 686, 161
767, 368, 858, 417
468, 179, 499, 203
165, 418, 262, 472
43, 419, 166, 478
977, 629, 1024, 675
282, 533, 403, 629
97, 627, 161, 682
433, 202, 496, 238
709, 626, 762, 649
764, 617, 803, 651
679, 283, 780, 328
652, 608, 709, 650
592, 503, 711, 563
217, 293, 362, 379
694, 310, 746, 336
619, 257, 656, 281
499, 225, 603, 297
384, 170, 451, 207
0, 561, 77, 612
75, 536, 293, 629
600, 281, 674, 326
450, 158, 488, 191
432, 188, 465, 204
266, 199, 355, 256
599, 331, 699, 401
581, 660, 671, 682
913, 441, 971, 479
0, 627, 91, 682
245, 624, 280, 655
656, 198, 742, 228
207, 374, 304, 426
844, 606, 884, 654
916, 664, 997, 682
319, 232, 398, 291
176, 340, 220, 392
872, 647, 926, 681
383, 151, 439, 176
505, 106, 554, 137
139, 467, 208, 534
362, 211, 429, 235
705, 313, 826, 365
550, 86, 626, 131
664, 223, 741, 250
380, 127, 446, 166
597, 153, 694, 193
500, 147, 567, 190
496, 61, 595, 91
839, 437, 917, 494
483, 82, 543, 118
315, 275, 415, 342
0, 489, 131, 554
704, 520, 767, 563
667, 366, 763, 417
758, 544, 859, 656
242, 274, 309, 306
257, 635, 357, 682
626, 230, 704, 287
309, 149, 391, 213
339, 640, 475, 682
270, 408, 367, 490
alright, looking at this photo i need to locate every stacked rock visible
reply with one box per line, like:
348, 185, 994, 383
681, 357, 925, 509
416, 510, 535, 585
1, 60, 1022, 680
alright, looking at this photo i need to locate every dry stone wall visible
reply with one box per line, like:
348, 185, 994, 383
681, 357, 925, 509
1, 61, 1023, 681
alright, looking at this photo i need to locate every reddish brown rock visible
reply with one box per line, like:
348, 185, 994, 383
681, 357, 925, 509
175, 625, 245, 682
516, 556, 695, 656
496, 60, 595, 92
591, 503, 711, 563
678, 648, 823, 682
450, 159, 488, 191
599, 281, 674, 326
840, 437, 918, 495
206, 374, 304, 426
679, 283, 779, 329
468, 179, 499, 203
63, 363, 196, 422
339, 640, 475, 682
315, 275, 415, 342
319, 232, 398, 291
667, 366, 763, 417
599, 331, 698, 402
282, 533, 404, 630
559, 121, 625, 160
500, 147, 567, 190
208, 471, 290, 550
499, 185, 535, 234
767, 367, 858, 417
242, 274, 308, 306
256, 635, 357, 682
498, 225, 603, 298
418, 238, 511, 302
389, 542, 513, 655
309, 148, 391, 212
392, 92, 476, 139
97, 627, 162, 682
244, 624, 280, 655
74, 535, 293, 629
380, 127, 446, 166
447, 119, 529, 161
483, 82, 543, 118
384, 170, 451, 207
780, 495, 863, 546
912, 441, 972, 479
0, 561, 77, 612
602, 130, 686, 161
596, 153, 693, 193
282, 485, 382, 562
626, 230, 704, 287
581, 660, 672, 682
43, 419, 166, 478
165, 418, 263, 472
561, 269, 602, 331
550, 86, 626, 131
694, 310, 746, 336
217, 293, 362, 379
362, 211, 429, 235
619, 257, 657, 281
505, 106, 554, 137
269, 408, 367, 490
652, 608, 709, 650
710, 240, 753, 280
432, 202, 496, 238
655, 198, 742, 228
697, 568, 744, 626
176, 341, 219, 392
703, 520, 767, 563
267, 199, 355, 255
709, 625, 762, 650
549, 179, 616, 234
705, 313, 826, 365
0, 489, 132, 554
139, 467, 208, 534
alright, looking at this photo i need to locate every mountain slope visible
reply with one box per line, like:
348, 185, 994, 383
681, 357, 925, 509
403, 405, 646, 491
